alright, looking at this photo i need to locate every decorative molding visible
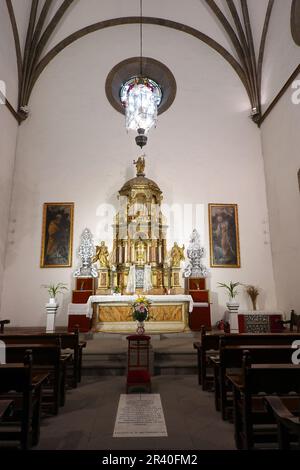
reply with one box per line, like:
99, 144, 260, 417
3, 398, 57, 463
105, 57, 177, 116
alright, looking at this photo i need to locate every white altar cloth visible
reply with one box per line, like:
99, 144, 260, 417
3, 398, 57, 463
86, 294, 194, 318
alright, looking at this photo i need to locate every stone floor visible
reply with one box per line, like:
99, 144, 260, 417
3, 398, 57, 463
83, 332, 202, 354
36, 375, 236, 450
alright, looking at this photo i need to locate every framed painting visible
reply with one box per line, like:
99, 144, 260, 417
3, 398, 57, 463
208, 203, 240, 268
40, 202, 74, 268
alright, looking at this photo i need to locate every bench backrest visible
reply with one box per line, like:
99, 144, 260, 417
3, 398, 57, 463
220, 344, 296, 369
0, 351, 32, 393
0, 330, 79, 350
243, 352, 300, 395
200, 326, 220, 351
5, 344, 61, 367
221, 332, 300, 347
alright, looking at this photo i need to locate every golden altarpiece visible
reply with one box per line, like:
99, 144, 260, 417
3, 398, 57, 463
89, 157, 192, 333
95, 156, 184, 296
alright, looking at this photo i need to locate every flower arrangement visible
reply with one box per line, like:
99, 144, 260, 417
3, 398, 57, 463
132, 296, 151, 322
42, 282, 68, 299
113, 286, 121, 294
244, 284, 259, 311
217, 281, 240, 299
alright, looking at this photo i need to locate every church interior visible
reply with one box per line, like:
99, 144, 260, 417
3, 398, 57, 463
1, 0, 300, 455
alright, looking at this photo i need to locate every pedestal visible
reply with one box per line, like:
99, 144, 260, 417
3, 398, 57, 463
227, 310, 239, 332
185, 277, 211, 329
46, 302, 59, 332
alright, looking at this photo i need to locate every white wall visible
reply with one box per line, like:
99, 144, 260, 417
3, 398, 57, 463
1, 13, 277, 327
261, 0, 300, 110
0, 1, 20, 312
259, 0, 300, 315
260, 70, 300, 314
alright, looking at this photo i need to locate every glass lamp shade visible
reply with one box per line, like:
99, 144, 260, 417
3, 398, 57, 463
121, 77, 162, 134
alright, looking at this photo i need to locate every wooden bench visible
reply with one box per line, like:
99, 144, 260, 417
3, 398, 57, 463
195, 330, 300, 391
279, 309, 300, 333
264, 396, 300, 449
0, 320, 10, 334
0, 327, 86, 388
212, 341, 298, 420
4, 343, 68, 415
227, 352, 300, 449
58, 327, 87, 386
0, 351, 48, 449
193, 326, 220, 390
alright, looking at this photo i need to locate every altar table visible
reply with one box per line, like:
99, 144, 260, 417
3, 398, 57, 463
87, 295, 194, 333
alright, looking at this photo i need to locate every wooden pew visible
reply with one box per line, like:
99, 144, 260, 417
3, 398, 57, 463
0, 326, 86, 387
4, 343, 65, 415
213, 341, 297, 420
279, 309, 300, 333
264, 396, 300, 449
58, 327, 86, 386
195, 330, 300, 390
0, 351, 48, 449
227, 352, 300, 450
0, 320, 10, 334
193, 326, 220, 390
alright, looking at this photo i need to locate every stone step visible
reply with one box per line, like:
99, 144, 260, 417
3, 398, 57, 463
82, 350, 197, 376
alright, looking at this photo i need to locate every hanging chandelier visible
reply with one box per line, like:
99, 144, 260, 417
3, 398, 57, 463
120, 0, 162, 148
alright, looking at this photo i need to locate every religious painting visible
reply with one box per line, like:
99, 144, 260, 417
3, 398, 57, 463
40, 202, 74, 268
208, 203, 240, 268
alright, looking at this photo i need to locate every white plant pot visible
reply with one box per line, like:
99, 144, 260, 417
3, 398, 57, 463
49, 297, 57, 305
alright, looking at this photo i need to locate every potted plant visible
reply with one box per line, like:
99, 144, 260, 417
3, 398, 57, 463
42, 282, 68, 304
131, 296, 151, 334
218, 281, 240, 312
244, 284, 259, 311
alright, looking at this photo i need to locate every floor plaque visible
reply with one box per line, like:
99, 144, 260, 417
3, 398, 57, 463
113, 394, 168, 437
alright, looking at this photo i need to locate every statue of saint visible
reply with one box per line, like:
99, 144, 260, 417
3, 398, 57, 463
133, 155, 145, 176
170, 242, 185, 267
92, 241, 110, 268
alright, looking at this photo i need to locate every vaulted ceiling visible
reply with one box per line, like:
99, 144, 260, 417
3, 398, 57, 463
2, 0, 300, 127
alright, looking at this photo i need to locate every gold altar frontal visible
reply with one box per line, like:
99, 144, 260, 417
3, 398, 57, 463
94, 299, 190, 333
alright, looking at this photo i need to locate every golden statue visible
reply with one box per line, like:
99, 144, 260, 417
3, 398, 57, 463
133, 155, 145, 176
93, 241, 110, 268
170, 242, 185, 267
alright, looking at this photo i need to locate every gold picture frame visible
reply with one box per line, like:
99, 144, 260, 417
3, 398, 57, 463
208, 203, 241, 268
40, 202, 74, 268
